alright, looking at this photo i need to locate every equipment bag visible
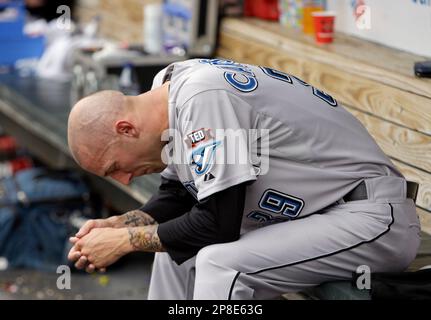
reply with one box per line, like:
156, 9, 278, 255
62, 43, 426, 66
0, 168, 92, 271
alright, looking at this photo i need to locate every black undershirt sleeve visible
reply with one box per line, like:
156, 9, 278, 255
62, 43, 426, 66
139, 177, 197, 223
157, 182, 247, 265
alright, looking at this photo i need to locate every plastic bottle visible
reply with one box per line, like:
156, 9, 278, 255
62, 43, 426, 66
143, 4, 163, 55
119, 63, 140, 96
279, 0, 303, 29
302, 0, 324, 34
83, 15, 101, 39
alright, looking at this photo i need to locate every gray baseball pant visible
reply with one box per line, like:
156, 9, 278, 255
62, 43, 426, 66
148, 176, 421, 300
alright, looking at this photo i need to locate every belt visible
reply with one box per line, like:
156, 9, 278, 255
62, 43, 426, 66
342, 180, 419, 203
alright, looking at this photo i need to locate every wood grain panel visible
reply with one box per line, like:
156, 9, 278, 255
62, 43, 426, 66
217, 22, 431, 221
392, 160, 431, 211
220, 18, 431, 99
76, 0, 160, 43
218, 32, 431, 135
346, 108, 431, 173
418, 208, 431, 235
218, 33, 431, 173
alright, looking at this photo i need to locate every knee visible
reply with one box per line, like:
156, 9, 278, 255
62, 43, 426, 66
195, 243, 234, 271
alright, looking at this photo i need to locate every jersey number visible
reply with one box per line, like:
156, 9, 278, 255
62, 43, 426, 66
260, 67, 338, 107
247, 189, 304, 223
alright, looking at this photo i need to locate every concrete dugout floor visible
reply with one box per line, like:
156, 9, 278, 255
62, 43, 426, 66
0, 253, 153, 300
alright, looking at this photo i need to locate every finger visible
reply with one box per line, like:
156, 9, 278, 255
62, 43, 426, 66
67, 245, 76, 260
98, 268, 107, 273
67, 247, 81, 262
76, 220, 96, 238
86, 264, 95, 274
71, 238, 83, 251
69, 236, 80, 244
74, 256, 88, 270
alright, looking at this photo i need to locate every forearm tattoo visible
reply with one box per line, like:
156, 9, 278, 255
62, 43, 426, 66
124, 210, 156, 227
128, 225, 165, 252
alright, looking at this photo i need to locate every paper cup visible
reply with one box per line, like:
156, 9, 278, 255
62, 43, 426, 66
312, 11, 336, 44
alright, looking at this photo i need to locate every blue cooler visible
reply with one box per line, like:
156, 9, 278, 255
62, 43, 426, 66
0, 0, 45, 66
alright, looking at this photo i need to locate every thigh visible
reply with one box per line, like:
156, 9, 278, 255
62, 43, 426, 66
222, 201, 394, 273
199, 200, 420, 298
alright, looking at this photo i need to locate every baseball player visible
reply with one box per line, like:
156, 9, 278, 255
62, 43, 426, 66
67, 58, 421, 300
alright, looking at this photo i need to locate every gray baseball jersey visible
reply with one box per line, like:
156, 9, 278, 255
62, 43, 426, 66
153, 58, 402, 233
148, 59, 420, 300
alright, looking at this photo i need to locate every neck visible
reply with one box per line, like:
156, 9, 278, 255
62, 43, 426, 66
134, 83, 170, 135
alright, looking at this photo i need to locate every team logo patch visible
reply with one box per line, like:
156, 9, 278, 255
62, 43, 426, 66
185, 128, 213, 148
191, 141, 221, 175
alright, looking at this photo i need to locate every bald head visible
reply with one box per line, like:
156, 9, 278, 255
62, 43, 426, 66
68, 84, 170, 181
68, 90, 126, 167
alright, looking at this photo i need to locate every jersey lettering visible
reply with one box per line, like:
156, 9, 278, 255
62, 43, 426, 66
312, 87, 338, 107
200, 59, 258, 93
260, 66, 293, 84
260, 66, 338, 107
224, 72, 258, 93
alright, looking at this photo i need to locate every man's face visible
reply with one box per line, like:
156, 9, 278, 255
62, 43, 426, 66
90, 134, 167, 185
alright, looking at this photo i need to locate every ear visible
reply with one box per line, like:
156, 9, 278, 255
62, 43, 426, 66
115, 120, 138, 137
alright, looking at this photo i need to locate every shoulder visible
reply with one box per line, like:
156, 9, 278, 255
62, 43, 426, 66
151, 66, 169, 89
169, 59, 235, 107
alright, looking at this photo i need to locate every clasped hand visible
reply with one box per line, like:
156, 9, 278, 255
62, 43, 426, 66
67, 216, 131, 273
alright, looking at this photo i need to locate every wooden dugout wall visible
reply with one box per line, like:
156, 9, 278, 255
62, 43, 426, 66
217, 18, 431, 234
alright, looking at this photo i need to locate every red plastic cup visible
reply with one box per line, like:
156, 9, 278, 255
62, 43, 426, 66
312, 11, 336, 44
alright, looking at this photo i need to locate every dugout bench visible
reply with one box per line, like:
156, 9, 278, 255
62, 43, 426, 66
217, 18, 431, 300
